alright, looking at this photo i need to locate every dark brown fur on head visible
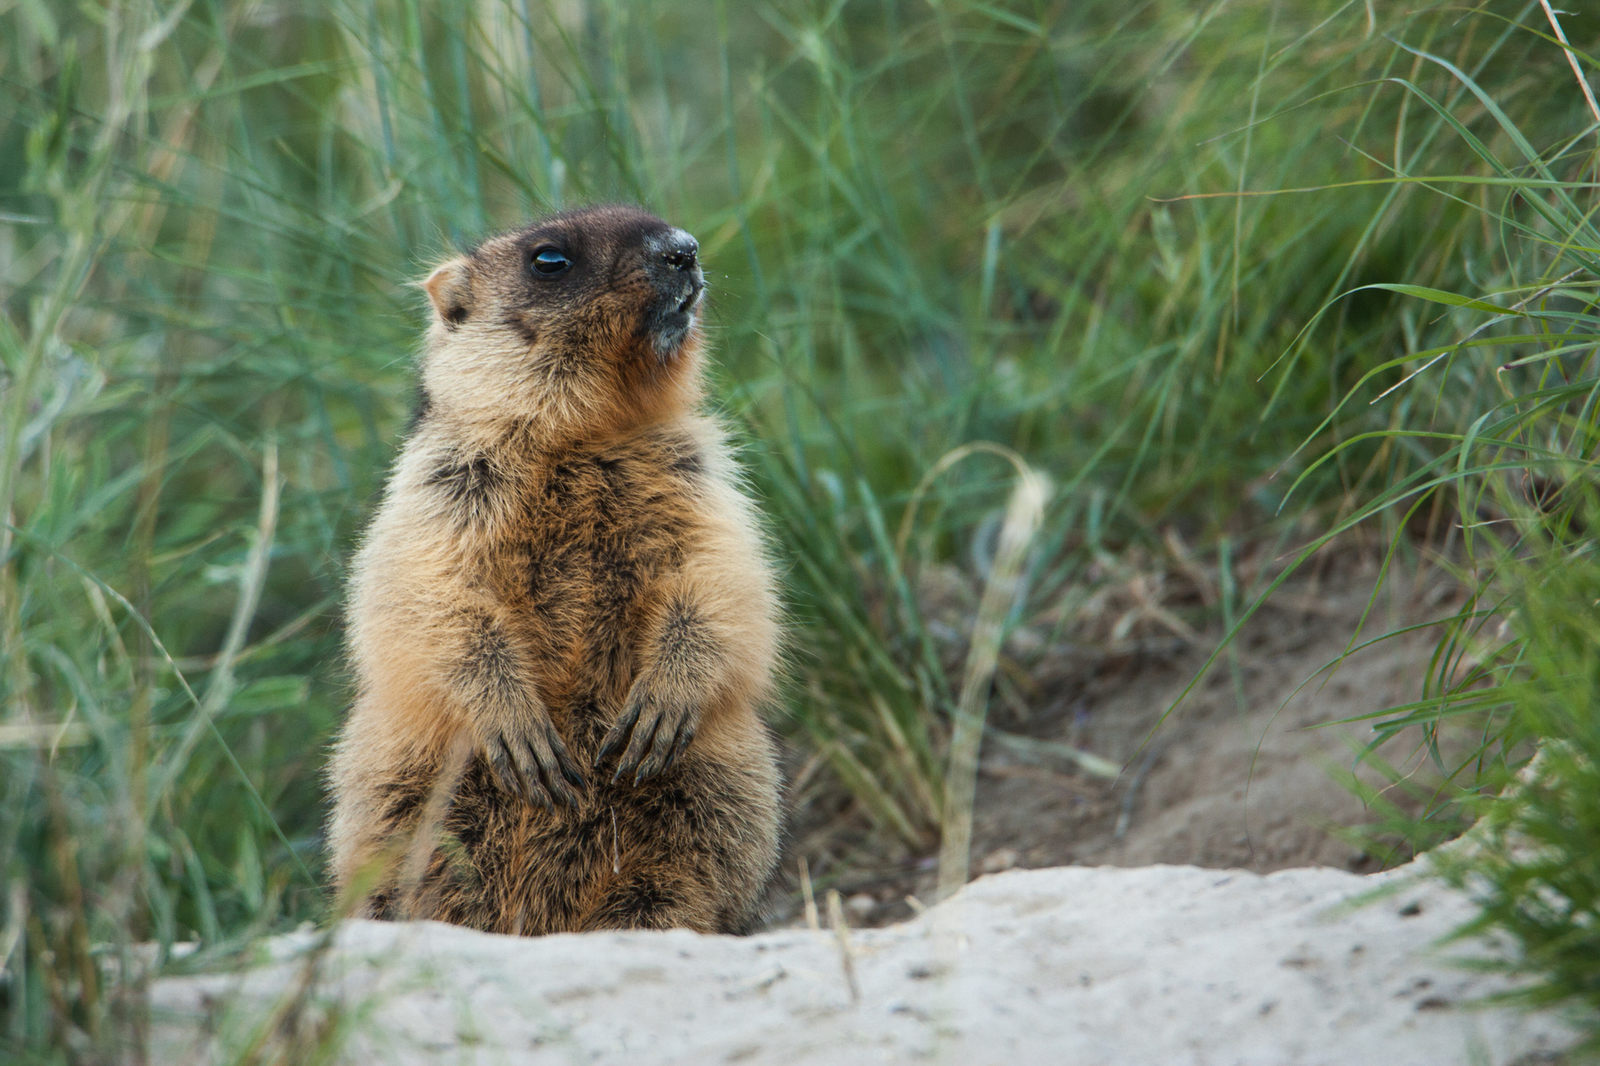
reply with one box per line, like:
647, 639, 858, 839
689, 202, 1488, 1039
420, 205, 708, 441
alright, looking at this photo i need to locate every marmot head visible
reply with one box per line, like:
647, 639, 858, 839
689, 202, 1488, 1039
418, 205, 708, 438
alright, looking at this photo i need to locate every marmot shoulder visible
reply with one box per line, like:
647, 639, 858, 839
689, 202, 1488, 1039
327, 205, 782, 935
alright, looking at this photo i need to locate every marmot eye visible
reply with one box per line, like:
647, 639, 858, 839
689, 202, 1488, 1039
531, 248, 570, 276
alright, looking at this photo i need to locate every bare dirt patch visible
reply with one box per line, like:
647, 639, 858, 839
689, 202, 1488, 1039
778, 550, 1468, 929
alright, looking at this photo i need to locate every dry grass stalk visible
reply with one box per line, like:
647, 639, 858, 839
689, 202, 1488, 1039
936, 453, 1050, 903
799, 856, 820, 933
825, 888, 861, 1005
0, 723, 91, 751
399, 733, 475, 923
1538, 0, 1600, 127
154, 438, 281, 798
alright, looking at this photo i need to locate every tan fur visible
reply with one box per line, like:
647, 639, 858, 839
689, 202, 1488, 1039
327, 206, 782, 935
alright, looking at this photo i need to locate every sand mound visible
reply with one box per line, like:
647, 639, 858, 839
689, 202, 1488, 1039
152, 855, 1576, 1065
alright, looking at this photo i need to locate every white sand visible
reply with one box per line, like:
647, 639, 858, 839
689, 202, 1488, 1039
151, 857, 1580, 1065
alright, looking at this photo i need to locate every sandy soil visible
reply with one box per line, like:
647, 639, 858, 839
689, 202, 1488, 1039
782, 550, 1474, 928
150, 858, 1579, 1066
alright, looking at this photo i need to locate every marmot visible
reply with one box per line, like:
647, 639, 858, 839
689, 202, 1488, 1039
327, 206, 782, 935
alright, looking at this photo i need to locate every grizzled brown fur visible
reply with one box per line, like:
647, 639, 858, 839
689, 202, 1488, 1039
327, 206, 782, 935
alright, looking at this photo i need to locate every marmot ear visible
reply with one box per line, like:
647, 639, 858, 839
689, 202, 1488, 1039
423, 257, 474, 327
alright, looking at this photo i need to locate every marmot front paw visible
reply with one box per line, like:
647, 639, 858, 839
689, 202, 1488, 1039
477, 709, 587, 808
594, 681, 701, 785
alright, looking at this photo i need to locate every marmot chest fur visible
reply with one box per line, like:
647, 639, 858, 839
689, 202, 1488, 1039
327, 206, 782, 935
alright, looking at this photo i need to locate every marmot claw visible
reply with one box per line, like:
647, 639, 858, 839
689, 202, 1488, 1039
481, 715, 586, 807
595, 688, 699, 785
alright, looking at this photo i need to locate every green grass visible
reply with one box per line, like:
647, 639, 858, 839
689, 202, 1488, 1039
3, 0, 1599, 1058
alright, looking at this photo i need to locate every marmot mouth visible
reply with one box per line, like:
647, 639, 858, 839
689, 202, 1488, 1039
676, 279, 704, 316
647, 295, 701, 361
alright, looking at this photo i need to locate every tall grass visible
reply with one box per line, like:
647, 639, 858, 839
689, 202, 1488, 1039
1279, 35, 1600, 1041
1152, 8, 1600, 1040
2, 0, 1598, 1058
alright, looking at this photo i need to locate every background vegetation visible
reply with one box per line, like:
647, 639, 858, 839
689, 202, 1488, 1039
2, 0, 1598, 1059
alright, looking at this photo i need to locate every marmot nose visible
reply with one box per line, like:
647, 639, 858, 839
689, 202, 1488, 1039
661, 230, 699, 272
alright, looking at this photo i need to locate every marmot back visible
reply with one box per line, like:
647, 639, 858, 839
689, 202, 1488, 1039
327, 206, 782, 935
